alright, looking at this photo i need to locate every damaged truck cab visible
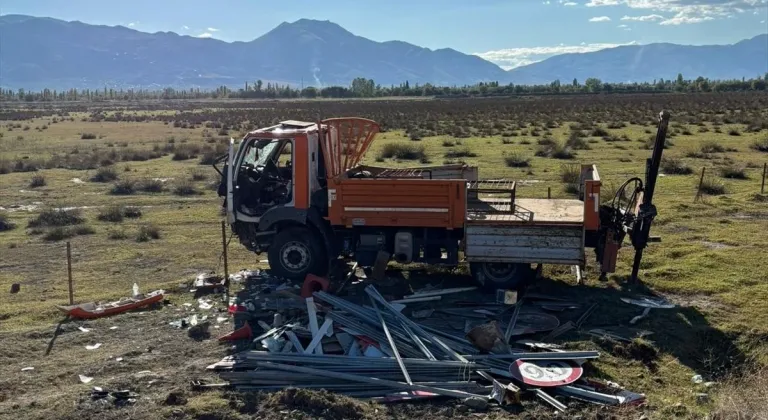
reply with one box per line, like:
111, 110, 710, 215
216, 114, 669, 288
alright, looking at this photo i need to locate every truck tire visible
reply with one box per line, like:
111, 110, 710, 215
268, 226, 328, 281
470, 262, 533, 291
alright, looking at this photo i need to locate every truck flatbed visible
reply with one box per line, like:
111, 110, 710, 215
467, 198, 584, 226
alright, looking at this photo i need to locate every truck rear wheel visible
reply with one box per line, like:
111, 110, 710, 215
470, 262, 533, 291
268, 227, 328, 281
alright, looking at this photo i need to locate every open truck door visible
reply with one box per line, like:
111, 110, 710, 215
226, 137, 236, 224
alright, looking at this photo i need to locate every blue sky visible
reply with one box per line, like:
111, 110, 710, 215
1, 0, 766, 69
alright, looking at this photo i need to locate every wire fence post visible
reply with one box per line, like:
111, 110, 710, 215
694, 167, 706, 203
762, 162, 766, 195
66, 241, 74, 305
221, 220, 230, 305
547, 187, 551, 199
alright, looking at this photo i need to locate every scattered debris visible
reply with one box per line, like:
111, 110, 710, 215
85, 343, 102, 350
198, 298, 214, 310
10, 283, 20, 294
78, 326, 91, 333
630, 307, 652, 325
90, 388, 138, 406
109, 326, 118, 330
692, 374, 704, 384
79, 374, 94, 384
621, 296, 675, 309
21, 366, 34, 371
58, 289, 165, 319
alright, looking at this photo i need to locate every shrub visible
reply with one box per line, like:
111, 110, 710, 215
720, 165, 748, 179
28, 208, 84, 228
190, 169, 207, 181
0, 213, 15, 232
123, 206, 142, 218
661, 158, 693, 175
97, 205, 125, 222
44, 227, 74, 241
536, 141, 576, 160
591, 127, 609, 137
700, 140, 725, 154
643, 136, 674, 150
560, 163, 581, 184
750, 137, 768, 152
80, 133, 97, 140
136, 224, 160, 242
377, 143, 426, 161
699, 176, 727, 196
73, 225, 95, 235
504, 153, 531, 168
138, 178, 164, 193
29, 174, 46, 188
566, 131, 591, 150
519, 139, 531, 145
108, 229, 128, 240
173, 180, 199, 196
501, 137, 513, 145
441, 140, 455, 147
110, 180, 136, 195
90, 166, 118, 182
537, 137, 557, 147
728, 129, 741, 136
444, 147, 478, 159
199, 151, 219, 165
0, 160, 10, 174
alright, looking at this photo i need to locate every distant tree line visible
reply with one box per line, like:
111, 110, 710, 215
2, 73, 767, 102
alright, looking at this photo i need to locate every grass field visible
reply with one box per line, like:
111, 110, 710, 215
1, 93, 767, 419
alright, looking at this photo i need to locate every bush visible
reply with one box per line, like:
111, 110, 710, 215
136, 224, 161, 242
700, 140, 725, 154
501, 137, 513, 145
90, 166, 118, 182
28, 208, 84, 227
537, 137, 557, 147
728, 129, 741, 136
80, 133, 97, 140
441, 140, 455, 147
190, 169, 207, 181
173, 180, 199, 196
199, 151, 219, 165
172, 145, 201, 161
73, 225, 95, 235
97, 205, 125, 222
536, 141, 576, 160
108, 229, 128, 240
43, 227, 74, 241
699, 176, 727, 196
377, 143, 426, 161
560, 163, 581, 184
110, 180, 136, 195
444, 147, 478, 159
0, 160, 10, 175
138, 178, 164, 193
504, 153, 531, 168
591, 127, 609, 137
566, 131, 591, 150
720, 165, 748, 179
750, 137, 768, 152
123, 206, 142, 218
661, 158, 693, 175
29, 174, 46, 188
0, 213, 15, 232
643, 136, 673, 150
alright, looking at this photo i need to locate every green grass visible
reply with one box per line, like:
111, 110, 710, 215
0, 100, 767, 419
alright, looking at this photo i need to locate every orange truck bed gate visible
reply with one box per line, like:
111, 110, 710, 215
327, 178, 467, 229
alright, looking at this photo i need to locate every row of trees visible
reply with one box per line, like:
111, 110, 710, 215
2, 73, 767, 102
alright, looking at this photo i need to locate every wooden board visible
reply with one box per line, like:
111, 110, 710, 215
467, 198, 584, 226
465, 224, 584, 265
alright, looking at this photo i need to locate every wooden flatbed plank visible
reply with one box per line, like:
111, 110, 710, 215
467, 198, 584, 225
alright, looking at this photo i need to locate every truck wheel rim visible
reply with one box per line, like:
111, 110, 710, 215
483, 263, 516, 282
281, 241, 310, 272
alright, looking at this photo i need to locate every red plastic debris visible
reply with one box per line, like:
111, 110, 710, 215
218, 322, 253, 341
301, 274, 330, 298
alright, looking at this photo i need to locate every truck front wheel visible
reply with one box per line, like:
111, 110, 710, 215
470, 262, 533, 291
268, 227, 328, 281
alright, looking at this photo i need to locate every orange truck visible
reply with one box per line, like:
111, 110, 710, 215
215, 113, 670, 289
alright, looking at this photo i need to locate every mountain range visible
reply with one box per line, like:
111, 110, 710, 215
0, 14, 766, 90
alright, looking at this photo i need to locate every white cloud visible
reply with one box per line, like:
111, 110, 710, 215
128, 22, 136, 27
564, 1, 578, 4
182, 25, 190, 30
621, 14, 665, 21
583, 0, 768, 25
543, 1, 551, 4
586, 0, 620, 6
207, 27, 220, 32
589, 15, 612, 21
660, 13, 715, 24
475, 41, 637, 70
197, 32, 213, 38
762, 19, 766, 22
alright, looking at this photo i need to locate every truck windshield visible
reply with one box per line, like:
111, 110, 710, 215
254, 140, 279, 167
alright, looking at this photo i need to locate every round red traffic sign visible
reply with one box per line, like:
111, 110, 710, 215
509, 359, 583, 387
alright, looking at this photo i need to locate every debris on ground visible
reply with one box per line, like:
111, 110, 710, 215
79, 374, 94, 384
90, 388, 138, 406
10, 283, 20, 294
21, 366, 34, 371
57, 288, 165, 319
199, 270, 649, 412
85, 343, 102, 350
